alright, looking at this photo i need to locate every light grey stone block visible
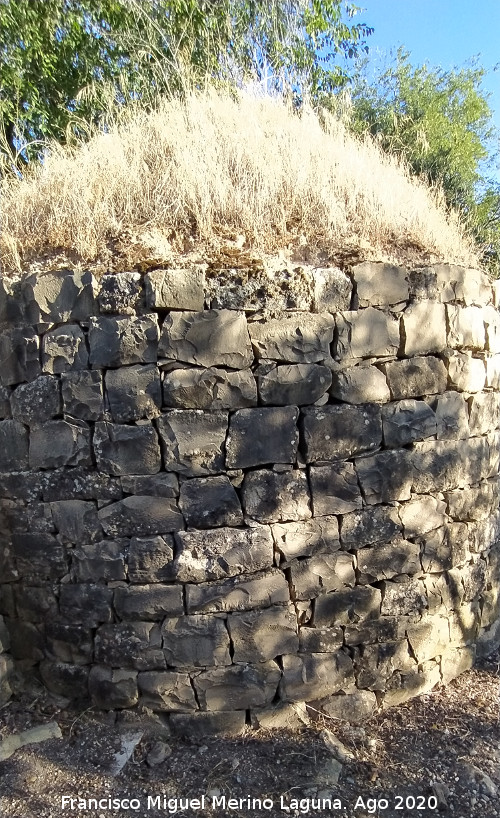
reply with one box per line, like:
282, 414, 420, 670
402, 301, 447, 356
185, 569, 290, 614
310, 463, 363, 515
313, 267, 352, 312
174, 525, 273, 582
279, 651, 354, 702
157, 410, 227, 476
380, 356, 447, 399
446, 305, 485, 350
249, 313, 334, 363
11, 375, 61, 427
22, 269, 97, 324
271, 517, 340, 560
242, 469, 311, 523
382, 400, 437, 447
98, 496, 183, 537
61, 370, 104, 420
159, 310, 253, 369
194, 662, 281, 711
433, 391, 470, 439
114, 584, 184, 620
228, 606, 298, 663
288, 552, 355, 600
330, 365, 390, 404
162, 615, 231, 668
444, 351, 486, 393
257, 363, 332, 406
335, 307, 400, 359
356, 539, 421, 583
163, 367, 257, 410
352, 262, 408, 307
42, 324, 88, 373
145, 268, 205, 311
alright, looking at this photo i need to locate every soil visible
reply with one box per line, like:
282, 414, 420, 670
0, 649, 499, 818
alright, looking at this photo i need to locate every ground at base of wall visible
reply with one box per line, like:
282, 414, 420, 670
0, 650, 498, 818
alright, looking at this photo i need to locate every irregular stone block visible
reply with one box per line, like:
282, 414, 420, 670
114, 584, 184, 620
432, 391, 469, 440
61, 371, 104, 421
486, 354, 500, 389
98, 496, 183, 537
272, 517, 340, 560
128, 535, 175, 583
440, 645, 475, 685
95, 622, 165, 670
310, 463, 362, 515
59, 584, 113, 626
72, 539, 126, 582
158, 410, 227, 476
138, 670, 197, 711
94, 421, 161, 476
356, 640, 416, 690
0, 420, 29, 470
445, 480, 500, 522
380, 578, 427, 616
420, 524, 468, 573
298, 626, 343, 653
174, 525, 273, 582
448, 605, 479, 646
280, 651, 354, 702
51, 499, 102, 544
402, 301, 447, 356
0, 385, 10, 418
399, 495, 448, 537
301, 404, 381, 462
12, 584, 58, 622
288, 552, 355, 599
159, 310, 252, 369
226, 406, 298, 469
380, 356, 447, 400
105, 364, 161, 422
228, 606, 298, 663
483, 305, 500, 353
42, 325, 88, 373
145, 268, 205, 311
29, 419, 91, 468
340, 506, 402, 546
382, 399, 437, 447
89, 314, 159, 367
355, 450, 414, 504
11, 375, 61, 427
22, 269, 97, 324
98, 272, 143, 315
444, 351, 486, 393
194, 662, 281, 711
314, 586, 381, 626
352, 262, 408, 307
40, 468, 122, 502
330, 364, 390, 404
335, 307, 400, 359
257, 363, 331, 406
186, 569, 290, 614
0, 277, 24, 326
121, 473, 178, 498
313, 267, 352, 312
163, 367, 257, 410
40, 661, 89, 699
447, 305, 485, 350
11, 532, 67, 581
468, 392, 500, 436
0, 326, 41, 386
169, 710, 246, 737
179, 476, 242, 528
89, 666, 138, 709
382, 664, 441, 708
433, 264, 492, 306
162, 615, 231, 668
356, 540, 421, 583
250, 312, 336, 364
208, 265, 314, 312
242, 469, 311, 523
343, 618, 400, 646
317, 690, 377, 724
44, 623, 93, 665
412, 438, 488, 493
250, 702, 310, 730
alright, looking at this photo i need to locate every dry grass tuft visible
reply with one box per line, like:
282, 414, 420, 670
0, 89, 480, 274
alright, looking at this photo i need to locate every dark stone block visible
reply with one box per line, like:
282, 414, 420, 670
301, 404, 382, 463
242, 469, 311, 523
309, 463, 363, 515
11, 375, 61, 427
94, 421, 161, 476
89, 314, 159, 367
61, 371, 104, 421
98, 496, 183, 537
0, 420, 29, 470
179, 476, 243, 528
59, 584, 114, 626
226, 406, 299, 469
105, 364, 161, 422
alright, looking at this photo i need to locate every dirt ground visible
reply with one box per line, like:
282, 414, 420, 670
0, 648, 499, 818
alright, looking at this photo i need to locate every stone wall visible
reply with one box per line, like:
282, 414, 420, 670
1, 260, 500, 733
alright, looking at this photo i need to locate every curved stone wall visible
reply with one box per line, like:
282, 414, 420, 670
1, 260, 500, 732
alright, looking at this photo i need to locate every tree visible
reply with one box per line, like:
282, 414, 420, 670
0, 0, 372, 171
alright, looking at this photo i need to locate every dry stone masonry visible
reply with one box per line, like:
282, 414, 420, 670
1, 260, 500, 734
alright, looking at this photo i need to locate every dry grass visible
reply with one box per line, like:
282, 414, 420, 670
0, 89, 480, 274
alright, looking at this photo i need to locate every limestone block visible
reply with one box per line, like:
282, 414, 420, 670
42, 325, 88, 373
432, 391, 470, 440
406, 616, 449, 664
317, 690, 377, 724
89, 666, 138, 709
301, 404, 381, 463
448, 605, 479, 646
399, 495, 448, 537
0, 420, 29, 470
440, 645, 475, 685
483, 305, 500, 353
380, 579, 427, 616
462, 560, 487, 603
271, 517, 340, 560
447, 305, 485, 350
72, 540, 126, 582
335, 307, 400, 359
433, 264, 492, 306
22, 269, 97, 324
174, 525, 273, 582
309, 462, 363, 515
444, 351, 485, 393
208, 265, 313, 312
249, 313, 334, 363
39, 468, 122, 502
128, 535, 175, 583
169, 711, 246, 737
382, 664, 441, 708
51, 499, 102, 544
105, 364, 161, 422
157, 410, 227, 476
39, 661, 90, 699
402, 301, 446, 356
382, 400, 437, 447
138, 670, 198, 711
94, 421, 161, 476
257, 363, 332, 406
226, 406, 298, 469
163, 367, 256, 410
59, 584, 114, 626
159, 310, 252, 369
380, 356, 447, 400
242, 469, 311, 523
194, 662, 281, 711
145, 268, 205, 311
61, 371, 104, 421
445, 480, 500, 522
330, 364, 390, 404
340, 506, 401, 547
11, 532, 67, 581
313, 267, 352, 312
352, 262, 408, 307
280, 651, 354, 702
298, 626, 343, 653
250, 702, 310, 730
468, 392, 500, 436
162, 615, 231, 668
314, 586, 381, 626
179, 476, 243, 528
185, 569, 290, 614
0, 326, 41, 386
486, 354, 500, 388
98, 272, 143, 315
89, 314, 159, 367
228, 606, 299, 662
412, 438, 488, 493
45, 623, 93, 665
486, 430, 500, 478
356, 640, 416, 690
98, 496, 183, 537
29, 419, 91, 468
114, 584, 184, 620
355, 450, 414, 504
288, 552, 355, 599
11, 375, 61, 427
356, 540, 421, 583
94, 622, 165, 671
